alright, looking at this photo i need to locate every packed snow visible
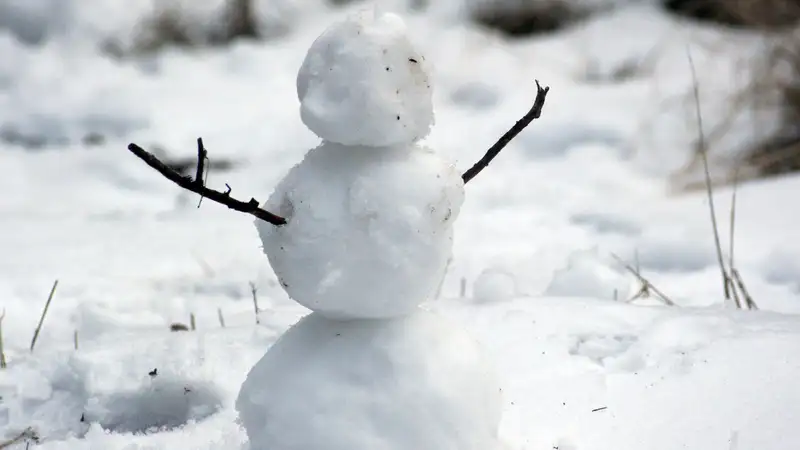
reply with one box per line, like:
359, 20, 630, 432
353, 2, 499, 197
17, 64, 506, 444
237, 310, 503, 450
2, 0, 800, 449
256, 141, 464, 319
296, 8, 434, 147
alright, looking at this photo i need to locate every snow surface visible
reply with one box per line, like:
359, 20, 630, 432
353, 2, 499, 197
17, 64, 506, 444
296, 9, 435, 146
236, 309, 503, 450
2, 1, 800, 449
256, 141, 464, 319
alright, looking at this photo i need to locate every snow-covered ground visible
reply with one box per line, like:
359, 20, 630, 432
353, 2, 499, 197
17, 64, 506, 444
1, 1, 799, 449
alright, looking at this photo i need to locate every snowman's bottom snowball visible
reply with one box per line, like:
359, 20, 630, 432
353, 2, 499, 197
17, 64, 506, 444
235, 309, 504, 450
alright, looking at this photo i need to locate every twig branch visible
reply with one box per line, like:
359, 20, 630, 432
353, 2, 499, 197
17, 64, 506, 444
0, 427, 39, 449
30, 279, 58, 353
126, 138, 287, 226
611, 253, 676, 306
462, 80, 550, 184
686, 49, 731, 302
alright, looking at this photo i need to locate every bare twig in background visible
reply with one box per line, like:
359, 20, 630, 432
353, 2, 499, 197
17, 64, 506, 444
30, 279, 59, 353
0, 309, 6, 369
687, 49, 733, 303
73, 330, 78, 351
611, 253, 676, 306
462, 81, 550, 183
190, 313, 196, 331
0, 427, 39, 449
170, 323, 190, 332
459, 277, 467, 298
127, 139, 287, 226
250, 282, 260, 325
217, 308, 226, 328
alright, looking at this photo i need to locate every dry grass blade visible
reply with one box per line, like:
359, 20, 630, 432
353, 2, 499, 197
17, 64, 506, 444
30, 279, 59, 353
462, 80, 550, 184
217, 307, 226, 328
731, 268, 759, 310
686, 48, 732, 302
250, 282, 260, 325
0, 309, 6, 369
611, 253, 676, 306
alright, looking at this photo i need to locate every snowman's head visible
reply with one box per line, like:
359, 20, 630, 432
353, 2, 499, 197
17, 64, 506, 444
296, 9, 434, 148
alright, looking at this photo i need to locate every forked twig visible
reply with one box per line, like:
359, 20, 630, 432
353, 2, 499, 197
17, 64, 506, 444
126, 138, 287, 226
462, 80, 550, 184
611, 253, 676, 306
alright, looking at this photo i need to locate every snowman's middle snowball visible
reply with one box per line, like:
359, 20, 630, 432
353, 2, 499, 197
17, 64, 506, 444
257, 142, 464, 319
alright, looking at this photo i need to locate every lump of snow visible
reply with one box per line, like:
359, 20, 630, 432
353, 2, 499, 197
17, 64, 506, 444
545, 247, 636, 300
257, 142, 464, 319
472, 267, 518, 303
236, 309, 503, 450
296, 9, 434, 147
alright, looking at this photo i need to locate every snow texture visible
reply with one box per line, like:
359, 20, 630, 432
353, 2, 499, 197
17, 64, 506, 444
256, 141, 465, 319
473, 267, 518, 303
296, 9, 434, 147
236, 309, 503, 450
3, 1, 800, 450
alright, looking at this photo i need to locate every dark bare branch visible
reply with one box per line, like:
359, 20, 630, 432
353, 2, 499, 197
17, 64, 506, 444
195, 138, 208, 208
462, 80, 550, 184
127, 139, 287, 226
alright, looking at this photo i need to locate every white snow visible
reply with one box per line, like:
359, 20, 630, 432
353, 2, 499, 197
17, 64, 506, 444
256, 141, 464, 319
2, 1, 800, 450
296, 9, 435, 147
472, 266, 518, 303
236, 309, 503, 450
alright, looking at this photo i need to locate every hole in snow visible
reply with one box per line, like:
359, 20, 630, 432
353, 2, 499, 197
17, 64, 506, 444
86, 377, 223, 434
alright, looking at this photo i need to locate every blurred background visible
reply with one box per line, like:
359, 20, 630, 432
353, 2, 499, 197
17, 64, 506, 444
1, 0, 799, 186
0, 0, 798, 187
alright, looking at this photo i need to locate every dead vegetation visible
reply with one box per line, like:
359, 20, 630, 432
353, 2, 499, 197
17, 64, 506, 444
673, 0, 800, 189
470, 0, 591, 37
664, 0, 800, 29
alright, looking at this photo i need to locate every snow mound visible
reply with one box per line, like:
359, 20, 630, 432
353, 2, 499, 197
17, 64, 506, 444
257, 142, 464, 319
473, 267, 518, 303
296, 8, 434, 147
545, 248, 636, 300
235, 309, 503, 450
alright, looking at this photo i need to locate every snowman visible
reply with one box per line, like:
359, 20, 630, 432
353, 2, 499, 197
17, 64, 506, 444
126, 7, 548, 450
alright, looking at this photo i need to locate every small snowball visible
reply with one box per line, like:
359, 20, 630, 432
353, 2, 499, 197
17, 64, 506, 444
296, 9, 434, 147
257, 142, 464, 319
472, 267, 517, 303
236, 309, 504, 450
544, 247, 636, 300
